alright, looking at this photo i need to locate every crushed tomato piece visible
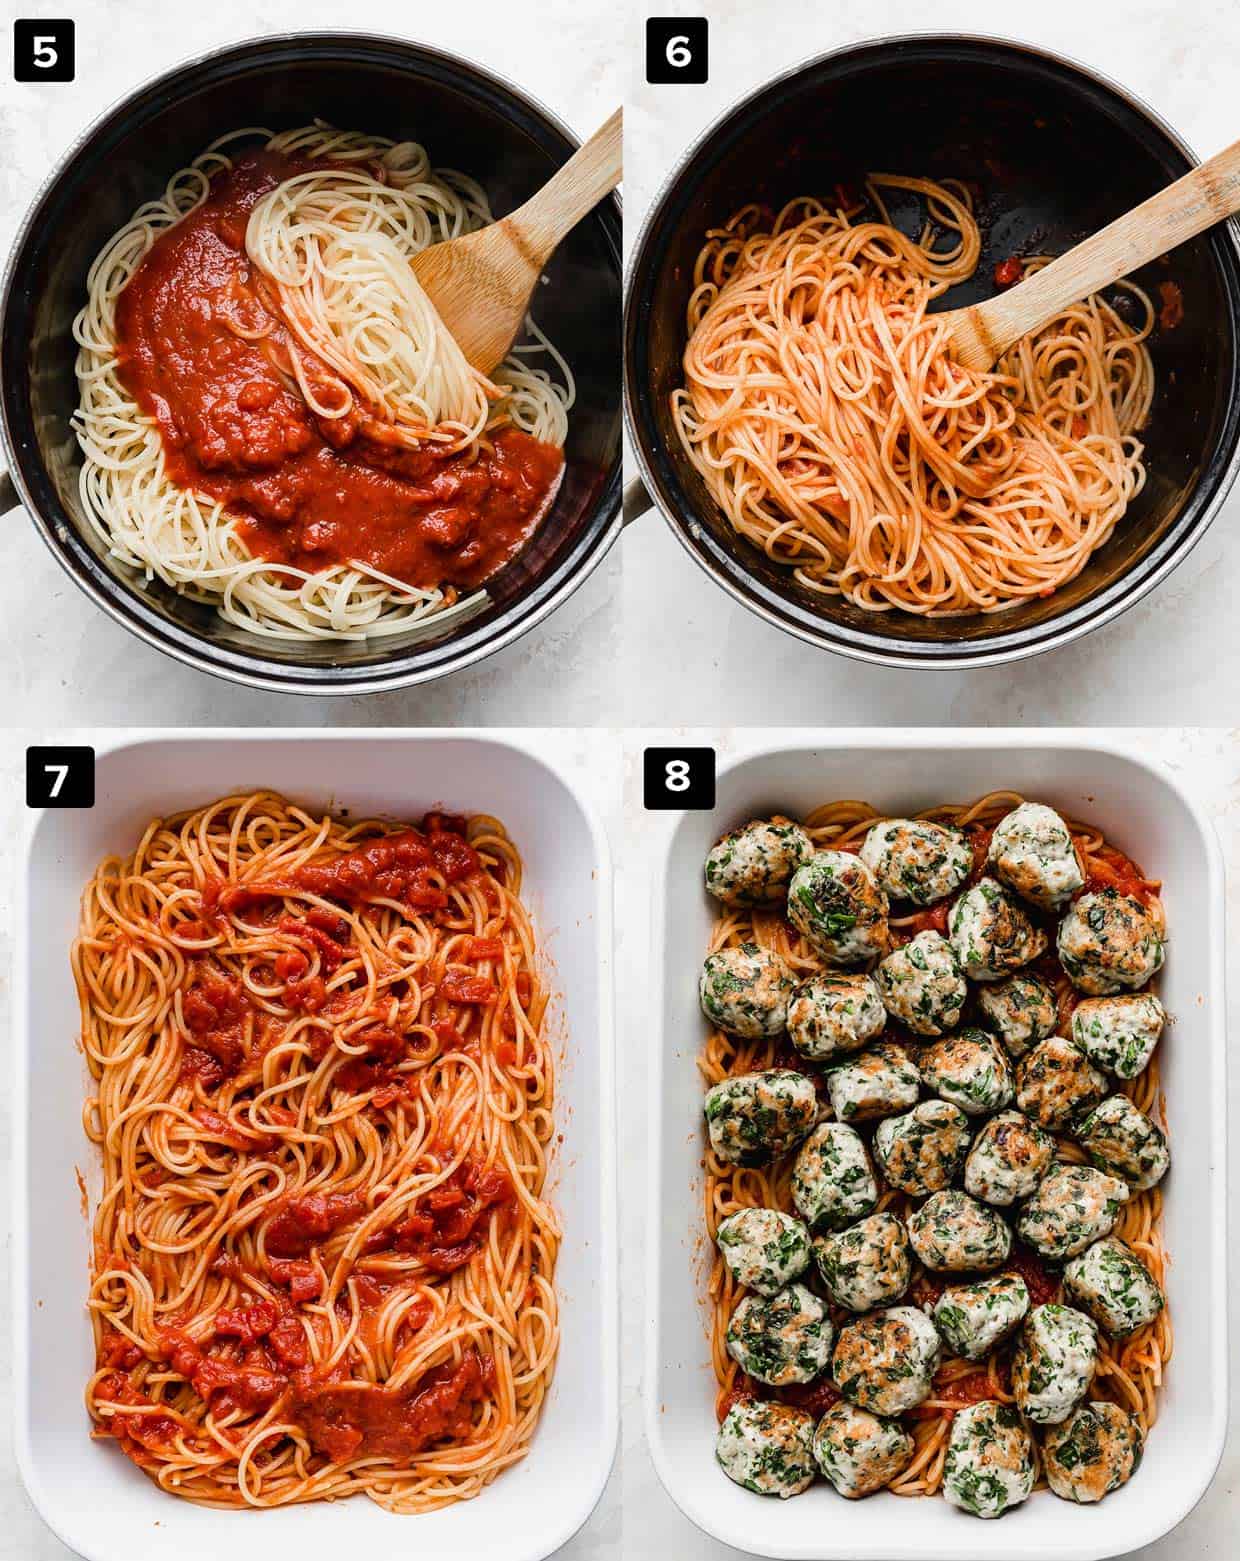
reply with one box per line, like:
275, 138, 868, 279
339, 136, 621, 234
290, 1350, 494, 1462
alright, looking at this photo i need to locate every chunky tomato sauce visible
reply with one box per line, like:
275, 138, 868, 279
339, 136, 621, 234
1081, 848, 1161, 906
114, 150, 563, 591
1005, 1242, 1060, 1307
387, 1159, 514, 1274
111, 1327, 492, 1466
291, 1350, 494, 1462
911, 1367, 997, 1419
180, 968, 248, 1080
266, 1191, 369, 1258
293, 826, 481, 908
198, 821, 483, 928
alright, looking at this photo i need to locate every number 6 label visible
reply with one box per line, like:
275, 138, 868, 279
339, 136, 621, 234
646, 18, 708, 85
643, 747, 716, 810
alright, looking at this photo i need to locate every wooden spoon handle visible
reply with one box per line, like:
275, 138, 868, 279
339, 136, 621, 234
506, 108, 623, 264
981, 134, 1240, 352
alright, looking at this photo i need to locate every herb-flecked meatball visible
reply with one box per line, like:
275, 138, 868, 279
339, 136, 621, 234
726, 1282, 834, 1387
716, 1207, 812, 1296
705, 817, 815, 907
1073, 1095, 1169, 1191
1016, 1163, 1130, 1262
704, 1070, 818, 1166
831, 1306, 941, 1416
814, 1211, 911, 1312
964, 1109, 1055, 1206
858, 818, 973, 906
920, 1028, 1014, 1116
787, 971, 886, 1062
1057, 888, 1166, 996
906, 1189, 1011, 1273
787, 851, 889, 966
825, 1041, 921, 1124
976, 971, 1058, 1059
1071, 993, 1166, 1080
1063, 1238, 1165, 1338
932, 1273, 1029, 1361
791, 1121, 878, 1232
1043, 1401, 1142, 1504
949, 877, 1048, 982
943, 1401, 1035, 1519
811, 1402, 914, 1498
1015, 1035, 1107, 1131
716, 1399, 817, 1498
1012, 1303, 1098, 1425
874, 930, 966, 1036
988, 802, 1084, 910
700, 944, 795, 1039
874, 1100, 971, 1196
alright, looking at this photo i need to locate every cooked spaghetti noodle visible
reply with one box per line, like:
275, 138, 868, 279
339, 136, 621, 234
673, 178, 1154, 616
73, 125, 573, 642
700, 790, 1171, 1500
75, 792, 559, 1511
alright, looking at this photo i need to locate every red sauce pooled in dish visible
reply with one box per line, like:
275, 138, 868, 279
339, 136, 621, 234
113, 150, 563, 591
291, 1350, 495, 1462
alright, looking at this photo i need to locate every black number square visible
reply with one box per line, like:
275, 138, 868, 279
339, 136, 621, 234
26, 745, 95, 808
644, 746, 715, 810
13, 18, 75, 81
646, 17, 708, 84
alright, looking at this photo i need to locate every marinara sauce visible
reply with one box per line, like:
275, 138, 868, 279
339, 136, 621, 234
113, 150, 563, 591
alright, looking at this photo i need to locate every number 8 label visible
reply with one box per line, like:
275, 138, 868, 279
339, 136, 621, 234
644, 748, 716, 810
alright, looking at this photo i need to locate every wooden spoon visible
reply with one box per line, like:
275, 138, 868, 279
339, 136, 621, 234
942, 136, 1240, 372
411, 107, 622, 375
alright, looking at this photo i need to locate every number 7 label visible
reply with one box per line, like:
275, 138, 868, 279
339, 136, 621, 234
26, 746, 94, 808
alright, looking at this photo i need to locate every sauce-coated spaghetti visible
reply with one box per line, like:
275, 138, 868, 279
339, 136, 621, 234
673, 178, 1154, 616
701, 791, 1170, 1501
75, 792, 559, 1510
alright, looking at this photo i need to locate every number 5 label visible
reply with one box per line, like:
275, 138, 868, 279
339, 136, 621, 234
13, 19, 76, 82
646, 17, 708, 84
643, 747, 716, 810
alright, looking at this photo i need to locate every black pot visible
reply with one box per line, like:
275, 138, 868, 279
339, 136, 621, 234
624, 35, 1240, 668
0, 32, 622, 694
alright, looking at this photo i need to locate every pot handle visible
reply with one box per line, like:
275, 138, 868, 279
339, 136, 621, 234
0, 470, 19, 515
623, 476, 655, 527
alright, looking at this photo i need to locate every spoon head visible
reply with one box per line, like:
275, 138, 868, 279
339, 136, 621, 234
410, 220, 538, 375
941, 304, 1003, 374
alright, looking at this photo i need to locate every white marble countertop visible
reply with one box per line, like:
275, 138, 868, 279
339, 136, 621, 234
1, 725, 1238, 1560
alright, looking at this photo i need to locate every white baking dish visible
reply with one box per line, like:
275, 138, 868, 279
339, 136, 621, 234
14, 731, 617, 1561
646, 733, 1227, 1560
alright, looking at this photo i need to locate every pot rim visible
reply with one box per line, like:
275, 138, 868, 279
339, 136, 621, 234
1, 28, 623, 696
623, 28, 1240, 670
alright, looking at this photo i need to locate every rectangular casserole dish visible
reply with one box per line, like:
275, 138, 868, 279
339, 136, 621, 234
646, 732, 1227, 1560
14, 730, 617, 1561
